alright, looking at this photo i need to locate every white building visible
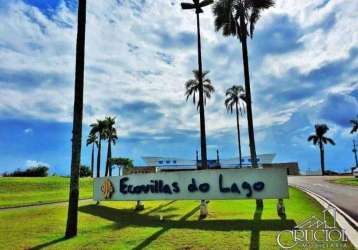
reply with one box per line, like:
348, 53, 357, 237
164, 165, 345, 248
142, 153, 276, 170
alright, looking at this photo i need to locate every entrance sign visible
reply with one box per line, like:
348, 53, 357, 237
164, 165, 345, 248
94, 168, 288, 201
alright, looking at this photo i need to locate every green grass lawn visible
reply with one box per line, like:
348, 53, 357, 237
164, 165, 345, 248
0, 177, 93, 208
331, 177, 358, 186
0, 187, 354, 250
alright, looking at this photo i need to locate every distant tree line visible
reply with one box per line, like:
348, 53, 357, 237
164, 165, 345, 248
2, 165, 92, 178
3, 166, 49, 177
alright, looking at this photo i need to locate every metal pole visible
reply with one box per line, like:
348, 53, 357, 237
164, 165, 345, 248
196, 11, 208, 170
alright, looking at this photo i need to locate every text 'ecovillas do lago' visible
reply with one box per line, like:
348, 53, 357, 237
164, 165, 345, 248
94, 168, 289, 201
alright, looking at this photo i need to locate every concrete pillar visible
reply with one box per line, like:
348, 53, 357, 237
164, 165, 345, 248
277, 198, 285, 216
199, 200, 208, 219
135, 200, 144, 211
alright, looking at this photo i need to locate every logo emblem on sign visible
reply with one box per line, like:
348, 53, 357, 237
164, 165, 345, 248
101, 178, 114, 199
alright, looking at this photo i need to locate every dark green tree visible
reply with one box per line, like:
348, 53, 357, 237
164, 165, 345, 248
65, 0, 87, 238
90, 119, 106, 178
103, 116, 118, 176
213, 0, 274, 169
86, 133, 97, 178
80, 165, 92, 177
225, 85, 246, 168
308, 124, 335, 176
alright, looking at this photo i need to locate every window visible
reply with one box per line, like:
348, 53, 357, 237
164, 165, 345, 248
173, 160, 177, 164
158, 160, 163, 164
166, 160, 170, 164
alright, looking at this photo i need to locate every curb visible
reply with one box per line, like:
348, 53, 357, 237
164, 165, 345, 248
291, 184, 358, 249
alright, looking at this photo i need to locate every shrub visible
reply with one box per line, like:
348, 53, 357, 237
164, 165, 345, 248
80, 165, 92, 177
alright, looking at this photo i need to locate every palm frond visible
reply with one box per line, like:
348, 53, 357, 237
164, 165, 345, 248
325, 137, 335, 145
307, 135, 316, 142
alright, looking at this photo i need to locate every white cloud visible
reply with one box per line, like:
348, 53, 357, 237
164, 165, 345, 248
25, 160, 50, 167
0, 0, 357, 141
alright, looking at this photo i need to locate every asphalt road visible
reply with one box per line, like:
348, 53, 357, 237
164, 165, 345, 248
288, 176, 358, 222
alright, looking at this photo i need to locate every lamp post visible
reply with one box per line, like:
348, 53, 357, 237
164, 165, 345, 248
181, 0, 213, 171
353, 140, 358, 168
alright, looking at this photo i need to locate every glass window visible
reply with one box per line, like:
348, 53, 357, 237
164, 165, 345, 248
158, 160, 163, 164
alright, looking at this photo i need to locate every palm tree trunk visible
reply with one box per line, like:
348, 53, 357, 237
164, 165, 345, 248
96, 138, 101, 178
65, 0, 86, 239
239, 15, 257, 169
236, 103, 242, 168
91, 143, 94, 178
196, 12, 208, 170
239, 14, 262, 209
320, 144, 325, 176
106, 137, 112, 176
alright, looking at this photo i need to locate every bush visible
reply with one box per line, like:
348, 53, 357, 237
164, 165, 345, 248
80, 165, 92, 177
3, 166, 49, 177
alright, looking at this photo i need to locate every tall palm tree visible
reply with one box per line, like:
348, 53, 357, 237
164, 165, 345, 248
86, 133, 97, 178
185, 70, 214, 170
103, 116, 118, 177
213, 0, 275, 169
90, 119, 106, 178
65, 0, 87, 239
185, 70, 215, 111
350, 115, 358, 134
308, 124, 335, 176
225, 85, 246, 168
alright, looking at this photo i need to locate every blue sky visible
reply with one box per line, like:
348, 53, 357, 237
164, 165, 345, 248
0, 0, 357, 175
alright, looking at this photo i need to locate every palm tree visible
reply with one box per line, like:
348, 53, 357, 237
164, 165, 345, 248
65, 0, 87, 239
225, 85, 246, 168
103, 116, 118, 177
186, 70, 214, 168
86, 133, 97, 178
185, 70, 214, 170
213, 0, 274, 169
350, 115, 358, 134
185, 70, 215, 111
90, 119, 106, 178
308, 124, 335, 176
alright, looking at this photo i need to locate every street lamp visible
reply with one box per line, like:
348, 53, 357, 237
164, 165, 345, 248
181, 0, 213, 170
353, 140, 358, 168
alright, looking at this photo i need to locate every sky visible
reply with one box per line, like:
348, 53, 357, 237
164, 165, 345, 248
0, 0, 357, 175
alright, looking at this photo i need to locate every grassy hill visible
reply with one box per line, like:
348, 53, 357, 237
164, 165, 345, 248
0, 177, 92, 208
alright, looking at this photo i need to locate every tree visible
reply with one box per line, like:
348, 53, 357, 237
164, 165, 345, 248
65, 0, 87, 239
185, 70, 215, 111
111, 157, 134, 175
80, 165, 92, 177
185, 70, 215, 170
308, 124, 335, 176
103, 116, 118, 176
225, 85, 246, 168
90, 119, 106, 178
86, 133, 97, 178
350, 115, 358, 134
213, 0, 274, 169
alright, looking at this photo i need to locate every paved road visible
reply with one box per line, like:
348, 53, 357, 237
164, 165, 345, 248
288, 176, 358, 222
